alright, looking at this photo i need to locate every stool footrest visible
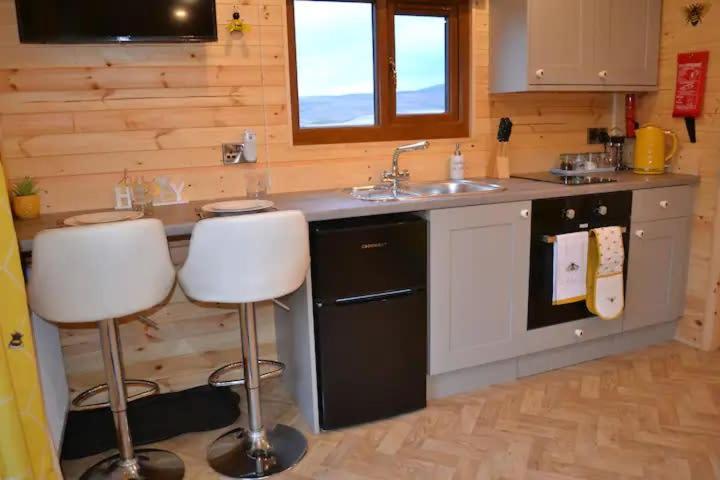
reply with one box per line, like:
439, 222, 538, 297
208, 359, 285, 388
72, 379, 159, 411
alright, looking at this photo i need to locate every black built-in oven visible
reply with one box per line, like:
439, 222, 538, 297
527, 192, 632, 330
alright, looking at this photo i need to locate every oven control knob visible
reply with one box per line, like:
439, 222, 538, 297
595, 205, 608, 216
564, 208, 576, 220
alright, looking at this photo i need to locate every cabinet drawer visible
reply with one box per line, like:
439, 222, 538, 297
632, 186, 693, 222
521, 316, 622, 356
573, 316, 623, 342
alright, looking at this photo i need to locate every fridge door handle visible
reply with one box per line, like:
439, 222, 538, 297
334, 288, 415, 305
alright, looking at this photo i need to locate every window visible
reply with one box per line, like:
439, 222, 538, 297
287, 0, 470, 145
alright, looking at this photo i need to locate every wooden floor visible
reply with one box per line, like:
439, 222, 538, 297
62, 341, 720, 479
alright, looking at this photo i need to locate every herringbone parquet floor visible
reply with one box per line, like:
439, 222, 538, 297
63, 341, 720, 479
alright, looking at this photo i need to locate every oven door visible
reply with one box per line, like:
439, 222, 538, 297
527, 193, 631, 330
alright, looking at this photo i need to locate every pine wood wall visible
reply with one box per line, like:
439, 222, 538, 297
0, 0, 613, 391
0, 0, 610, 214
637, 0, 720, 350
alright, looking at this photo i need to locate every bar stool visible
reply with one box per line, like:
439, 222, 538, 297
178, 210, 309, 478
28, 219, 185, 480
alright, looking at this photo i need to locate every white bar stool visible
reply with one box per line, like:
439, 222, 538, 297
28, 219, 184, 480
178, 210, 310, 478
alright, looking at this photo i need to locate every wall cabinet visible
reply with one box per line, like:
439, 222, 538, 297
428, 202, 531, 375
490, 0, 661, 92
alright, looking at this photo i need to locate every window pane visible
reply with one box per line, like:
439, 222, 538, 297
294, 1, 375, 128
394, 15, 447, 116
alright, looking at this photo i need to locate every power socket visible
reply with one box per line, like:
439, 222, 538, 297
587, 128, 608, 145
222, 143, 245, 165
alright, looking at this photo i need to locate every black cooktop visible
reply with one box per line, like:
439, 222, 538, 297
512, 172, 618, 185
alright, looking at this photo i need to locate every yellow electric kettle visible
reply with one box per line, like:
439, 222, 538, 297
634, 124, 678, 174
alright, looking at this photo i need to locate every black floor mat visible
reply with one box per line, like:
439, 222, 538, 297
61, 385, 240, 460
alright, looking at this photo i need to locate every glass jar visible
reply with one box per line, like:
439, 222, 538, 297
571, 153, 590, 171
559, 153, 573, 170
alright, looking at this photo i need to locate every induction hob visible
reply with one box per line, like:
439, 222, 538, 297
512, 172, 618, 185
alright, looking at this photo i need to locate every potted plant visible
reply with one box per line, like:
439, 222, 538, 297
11, 176, 41, 219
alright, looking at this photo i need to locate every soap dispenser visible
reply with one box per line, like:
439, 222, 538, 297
449, 143, 464, 180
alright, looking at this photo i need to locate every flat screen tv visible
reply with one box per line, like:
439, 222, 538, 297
15, 0, 218, 43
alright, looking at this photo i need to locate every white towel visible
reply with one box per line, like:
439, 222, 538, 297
552, 231, 589, 305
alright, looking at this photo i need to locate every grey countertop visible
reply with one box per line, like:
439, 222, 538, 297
14, 172, 699, 252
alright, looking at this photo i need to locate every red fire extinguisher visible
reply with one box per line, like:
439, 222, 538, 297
672, 51, 710, 143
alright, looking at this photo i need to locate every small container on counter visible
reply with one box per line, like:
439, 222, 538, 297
449, 143, 464, 180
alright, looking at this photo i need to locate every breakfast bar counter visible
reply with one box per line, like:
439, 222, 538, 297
14, 172, 699, 252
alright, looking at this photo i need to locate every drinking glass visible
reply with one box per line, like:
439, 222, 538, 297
246, 171, 268, 198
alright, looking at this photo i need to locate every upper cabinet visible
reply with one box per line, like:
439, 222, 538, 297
489, 0, 661, 93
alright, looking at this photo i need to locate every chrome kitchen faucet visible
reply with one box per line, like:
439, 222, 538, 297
382, 140, 430, 192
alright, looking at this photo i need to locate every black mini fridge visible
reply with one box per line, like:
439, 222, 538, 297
310, 213, 427, 430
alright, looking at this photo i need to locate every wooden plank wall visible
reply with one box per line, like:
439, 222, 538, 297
0, 0, 610, 213
637, 0, 720, 350
0, 0, 613, 392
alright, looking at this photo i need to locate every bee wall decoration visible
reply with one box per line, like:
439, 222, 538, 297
685, 2, 711, 26
227, 7, 251, 34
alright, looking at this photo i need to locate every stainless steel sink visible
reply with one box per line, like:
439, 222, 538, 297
349, 180, 504, 201
404, 180, 504, 197
349, 185, 421, 202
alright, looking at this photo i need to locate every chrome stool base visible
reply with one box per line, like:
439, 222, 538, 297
207, 424, 307, 479
209, 360, 285, 388
79, 448, 185, 480
73, 379, 159, 410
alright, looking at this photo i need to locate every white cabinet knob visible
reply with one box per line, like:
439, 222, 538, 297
635, 229, 645, 239
535, 69, 545, 79
598, 70, 608, 79
659, 200, 670, 209
520, 209, 530, 218
574, 329, 584, 338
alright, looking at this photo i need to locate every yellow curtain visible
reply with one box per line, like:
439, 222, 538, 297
0, 161, 61, 479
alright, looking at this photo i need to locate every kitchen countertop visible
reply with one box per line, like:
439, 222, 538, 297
14, 172, 699, 253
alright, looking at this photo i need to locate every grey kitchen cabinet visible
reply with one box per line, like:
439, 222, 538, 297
624, 217, 691, 331
428, 202, 531, 375
489, 0, 661, 93
593, 0, 661, 87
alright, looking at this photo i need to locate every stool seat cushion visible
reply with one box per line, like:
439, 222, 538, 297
28, 219, 175, 323
178, 210, 309, 304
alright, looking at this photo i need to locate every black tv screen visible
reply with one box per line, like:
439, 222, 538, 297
15, 0, 218, 43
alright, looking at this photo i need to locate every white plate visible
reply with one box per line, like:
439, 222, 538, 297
201, 200, 274, 214
64, 210, 143, 226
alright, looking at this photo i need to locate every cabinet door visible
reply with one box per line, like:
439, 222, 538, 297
625, 217, 691, 331
428, 202, 531, 375
594, 0, 661, 86
527, 0, 596, 85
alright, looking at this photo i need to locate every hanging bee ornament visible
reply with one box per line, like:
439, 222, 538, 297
227, 7, 250, 34
685, 2, 711, 26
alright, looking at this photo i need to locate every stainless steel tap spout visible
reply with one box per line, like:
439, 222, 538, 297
395, 140, 431, 154
383, 141, 430, 191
